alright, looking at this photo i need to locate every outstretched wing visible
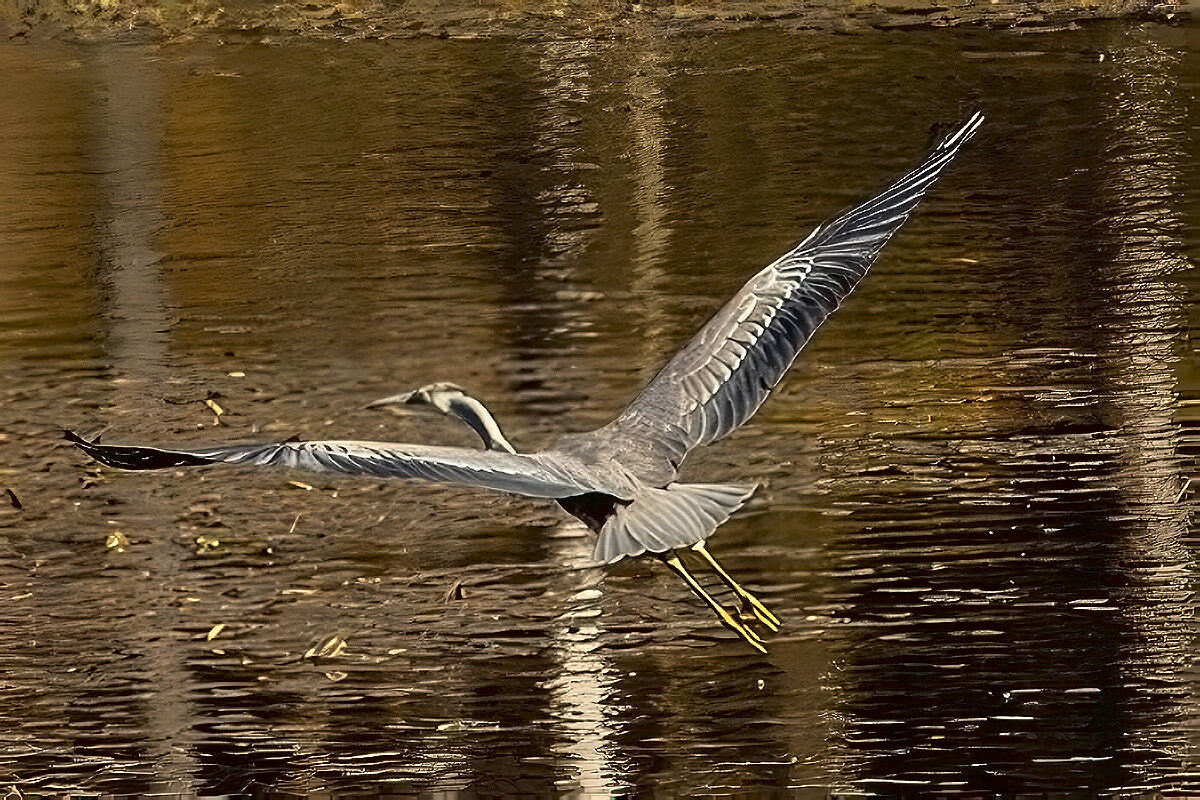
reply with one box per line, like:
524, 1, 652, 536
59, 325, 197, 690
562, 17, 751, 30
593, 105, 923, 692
66, 431, 621, 500
605, 112, 983, 472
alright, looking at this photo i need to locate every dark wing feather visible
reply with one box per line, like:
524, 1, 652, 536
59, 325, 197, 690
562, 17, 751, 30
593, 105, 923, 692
605, 112, 983, 473
65, 431, 618, 500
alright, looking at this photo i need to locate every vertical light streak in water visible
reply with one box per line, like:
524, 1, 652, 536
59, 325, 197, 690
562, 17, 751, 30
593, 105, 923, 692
88, 46, 199, 792
524, 37, 623, 795
623, 28, 673, 309
545, 526, 624, 796
618, 25, 683, 459
486, 36, 601, 411
1095, 35, 1190, 505
93, 56, 171, 389
1091, 31, 1196, 784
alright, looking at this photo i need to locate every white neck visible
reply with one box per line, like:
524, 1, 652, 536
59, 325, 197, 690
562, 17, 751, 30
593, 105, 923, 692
448, 395, 517, 454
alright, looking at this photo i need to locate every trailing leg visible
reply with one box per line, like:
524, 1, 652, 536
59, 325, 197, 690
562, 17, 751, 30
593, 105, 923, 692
662, 555, 766, 653
691, 542, 780, 631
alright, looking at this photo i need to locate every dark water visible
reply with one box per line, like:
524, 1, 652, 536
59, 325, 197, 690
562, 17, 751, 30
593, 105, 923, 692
0, 22, 1197, 796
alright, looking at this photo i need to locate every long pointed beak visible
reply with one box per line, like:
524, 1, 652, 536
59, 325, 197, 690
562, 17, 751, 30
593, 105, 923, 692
365, 390, 417, 410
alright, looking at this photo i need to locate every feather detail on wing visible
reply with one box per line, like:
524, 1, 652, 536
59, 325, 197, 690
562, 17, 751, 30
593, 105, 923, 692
605, 111, 984, 471
65, 431, 620, 500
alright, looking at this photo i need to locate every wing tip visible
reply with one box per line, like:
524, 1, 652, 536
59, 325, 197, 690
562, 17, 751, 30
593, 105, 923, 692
64, 429, 105, 458
63, 429, 89, 446
935, 109, 985, 154
65, 430, 223, 470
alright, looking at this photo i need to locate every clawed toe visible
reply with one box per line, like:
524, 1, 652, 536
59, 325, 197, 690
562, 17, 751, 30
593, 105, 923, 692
742, 595, 781, 632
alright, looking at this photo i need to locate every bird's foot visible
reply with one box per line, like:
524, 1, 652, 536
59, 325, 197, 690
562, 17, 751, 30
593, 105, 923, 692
739, 592, 781, 632
715, 604, 767, 653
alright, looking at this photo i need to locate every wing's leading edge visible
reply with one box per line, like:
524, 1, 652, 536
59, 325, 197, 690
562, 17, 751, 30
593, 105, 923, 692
65, 431, 617, 500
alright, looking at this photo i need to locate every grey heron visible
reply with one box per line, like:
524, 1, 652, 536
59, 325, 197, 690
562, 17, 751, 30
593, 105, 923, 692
68, 111, 983, 652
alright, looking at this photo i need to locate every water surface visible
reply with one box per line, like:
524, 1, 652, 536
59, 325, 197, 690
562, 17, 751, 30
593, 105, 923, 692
0, 23, 1197, 796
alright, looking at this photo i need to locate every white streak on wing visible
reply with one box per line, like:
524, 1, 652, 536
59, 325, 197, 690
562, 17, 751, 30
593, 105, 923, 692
181, 439, 616, 499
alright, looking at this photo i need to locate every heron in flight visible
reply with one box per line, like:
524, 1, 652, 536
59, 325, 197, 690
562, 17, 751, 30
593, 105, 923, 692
69, 112, 983, 652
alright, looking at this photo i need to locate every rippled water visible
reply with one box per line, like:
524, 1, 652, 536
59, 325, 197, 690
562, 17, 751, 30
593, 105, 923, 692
0, 22, 1197, 796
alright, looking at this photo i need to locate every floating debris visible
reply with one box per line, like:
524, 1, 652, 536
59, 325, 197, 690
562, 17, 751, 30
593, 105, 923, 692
436, 719, 500, 732
287, 480, 314, 491
204, 397, 225, 426
194, 534, 221, 554
324, 671, 348, 682
444, 579, 464, 602
105, 531, 129, 553
304, 634, 347, 660
206, 623, 226, 641
4, 488, 20, 510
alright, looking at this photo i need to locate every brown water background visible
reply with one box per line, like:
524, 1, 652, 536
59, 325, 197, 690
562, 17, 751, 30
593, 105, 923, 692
0, 22, 1197, 796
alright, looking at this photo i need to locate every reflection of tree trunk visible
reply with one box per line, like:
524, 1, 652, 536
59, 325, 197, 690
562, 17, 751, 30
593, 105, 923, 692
1093, 34, 1187, 507
465, 37, 626, 792
520, 38, 622, 794
89, 45, 199, 791
534, 38, 673, 792
1092, 30, 1195, 786
473, 38, 602, 420
624, 28, 673, 383
94, 58, 171, 393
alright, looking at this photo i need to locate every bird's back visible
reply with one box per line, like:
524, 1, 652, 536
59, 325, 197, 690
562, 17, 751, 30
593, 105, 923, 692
550, 425, 677, 489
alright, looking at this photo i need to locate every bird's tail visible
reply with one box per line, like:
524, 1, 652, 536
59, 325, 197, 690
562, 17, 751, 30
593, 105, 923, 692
592, 482, 757, 564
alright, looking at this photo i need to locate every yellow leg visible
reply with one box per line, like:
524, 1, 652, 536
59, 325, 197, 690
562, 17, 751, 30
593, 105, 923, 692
692, 542, 781, 632
664, 555, 766, 653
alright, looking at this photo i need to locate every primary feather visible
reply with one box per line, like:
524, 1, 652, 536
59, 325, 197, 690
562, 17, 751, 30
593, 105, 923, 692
601, 111, 985, 481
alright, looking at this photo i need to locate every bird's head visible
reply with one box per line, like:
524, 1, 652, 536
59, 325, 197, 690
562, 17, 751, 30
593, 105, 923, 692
366, 382, 469, 418
366, 382, 516, 454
